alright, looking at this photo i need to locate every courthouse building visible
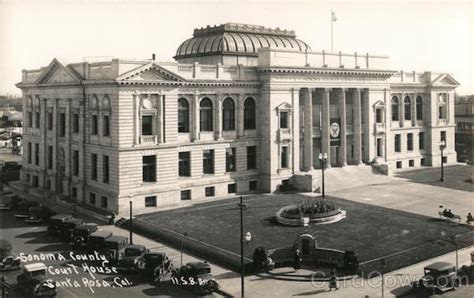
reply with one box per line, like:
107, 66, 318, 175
14, 23, 459, 215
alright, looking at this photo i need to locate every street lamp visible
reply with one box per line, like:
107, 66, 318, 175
181, 232, 188, 267
439, 140, 446, 182
318, 153, 328, 199
129, 201, 133, 245
238, 196, 251, 298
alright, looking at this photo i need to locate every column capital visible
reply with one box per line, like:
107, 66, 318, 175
339, 88, 349, 93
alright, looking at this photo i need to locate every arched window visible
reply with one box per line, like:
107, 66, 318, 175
200, 98, 213, 131
222, 97, 235, 131
416, 96, 423, 120
438, 94, 447, 120
391, 96, 399, 121
244, 97, 256, 130
404, 96, 411, 121
178, 98, 190, 133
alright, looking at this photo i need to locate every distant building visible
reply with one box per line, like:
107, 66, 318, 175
13, 23, 459, 215
455, 95, 474, 162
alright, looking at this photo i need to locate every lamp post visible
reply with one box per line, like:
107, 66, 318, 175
0, 159, 4, 192
129, 201, 133, 245
318, 153, 328, 199
440, 140, 446, 182
181, 232, 188, 267
238, 196, 251, 298
450, 235, 459, 272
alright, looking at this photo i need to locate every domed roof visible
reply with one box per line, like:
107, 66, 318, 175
175, 23, 311, 59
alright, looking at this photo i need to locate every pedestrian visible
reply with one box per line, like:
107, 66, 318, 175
109, 212, 116, 225
467, 212, 473, 225
293, 249, 302, 272
328, 268, 338, 291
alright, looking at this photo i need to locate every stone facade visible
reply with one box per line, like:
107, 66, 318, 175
15, 23, 459, 215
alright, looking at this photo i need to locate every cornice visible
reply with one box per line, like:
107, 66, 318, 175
257, 67, 396, 77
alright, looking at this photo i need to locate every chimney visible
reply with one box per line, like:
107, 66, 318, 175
152, 54, 156, 60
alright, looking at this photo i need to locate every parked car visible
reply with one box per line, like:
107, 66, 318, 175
101, 236, 129, 263
137, 252, 173, 284
25, 206, 56, 224
171, 262, 219, 295
0, 239, 21, 271
70, 224, 98, 248
16, 262, 57, 297
8, 195, 25, 211
59, 218, 85, 241
412, 262, 459, 294
47, 214, 73, 235
13, 200, 40, 219
0, 194, 21, 211
86, 230, 113, 252
116, 244, 149, 272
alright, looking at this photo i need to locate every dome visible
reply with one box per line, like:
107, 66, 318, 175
175, 23, 311, 59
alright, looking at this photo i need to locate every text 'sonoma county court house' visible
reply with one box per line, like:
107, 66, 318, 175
14, 23, 459, 215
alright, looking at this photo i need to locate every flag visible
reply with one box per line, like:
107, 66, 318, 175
331, 11, 337, 22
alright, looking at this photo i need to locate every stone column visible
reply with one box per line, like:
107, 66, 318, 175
353, 88, 363, 164
399, 92, 404, 127
302, 88, 313, 171
133, 94, 140, 146
237, 94, 245, 138
192, 92, 200, 141
338, 89, 347, 166
321, 88, 331, 167
157, 94, 164, 144
411, 93, 417, 127
214, 94, 222, 140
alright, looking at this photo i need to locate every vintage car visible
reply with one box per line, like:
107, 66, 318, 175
13, 200, 40, 219
86, 230, 113, 252
47, 214, 73, 235
25, 206, 56, 224
171, 262, 220, 295
0, 194, 21, 211
16, 262, 57, 297
116, 244, 149, 272
59, 218, 85, 241
0, 239, 21, 271
412, 262, 458, 293
137, 252, 174, 284
70, 223, 98, 248
101, 236, 129, 262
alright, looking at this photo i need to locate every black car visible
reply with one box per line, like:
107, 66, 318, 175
0, 194, 21, 211
116, 244, 149, 272
0, 239, 21, 271
59, 218, 85, 241
102, 236, 129, 263
13, 200, 40, 219
71, 224, 98, 248
25, 206, 56, 224
47, 214, 73, 235
137, 252, 173, 284
86, 230, 113, 252
171, 262, 219, 295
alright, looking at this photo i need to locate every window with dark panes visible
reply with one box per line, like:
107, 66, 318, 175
35, 112, 40, 128
73, 150, 79, 176
103, 155, 109, 183
441, 131, 446, 143
178, 98, 190, 133
48, 146, 53, 170
244, 97, 256, 130
179, 152, 191, 177
228, 183, 237, 194
27, 142, 32, 163
34, 143, 39, 165
407, 133, 413, 151
103, 115, 110, 136
101, 196, 108, 209
419, 132, 425, 150
200, 98, 213, 131
203, 149, 214, 174
391, 97, 399, 121
180, 190, 191, 200
91, 114, 98, 135
222, 97, 235, 131
59, 113, 66, 137
71, 187, 77, 199
226, 148, 236, 172
376, 109, 383, 123
141, 115, 153, 135
280, 111, 289, 128
281, 146, 289, 168
73, 113, 79, 133
247, 146, 257, 170
47, 112, 53, 130
28, 112, 33, 128
91, 153, 98, 180
394, 134, 401, 152
142, 155, 156, 182
249, 180, 257, 191
416, 96, 423, 120
404, 96, 411, 120
89, 193, 96, 205
145, 196, 157, 207
205, 186, 215, 197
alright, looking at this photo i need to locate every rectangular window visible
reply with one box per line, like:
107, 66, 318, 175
249, 180, 257, 191
26, 174, 31, 183
421, 158, 426, 166
394, 134, 401, 153
376, 109, 383, 123
47, 112, 53, 130
27, 142, 32, 163
281, 146, 289, 168
203, 150, 214, 174
181, 190, 191, 200
59, 113, 66, 137
103, 155, 109, 183
91, 153, 97, 180
46, 179, 51, 190
247, 146, 257, 170
28, 112, 33, 128
71, 187, 77, 199
228, 183, 237, 194
34, 143, 40, 165
35, 112, 40, 128
103, 115, 110, 136
226, 148, 236, 172
73, 113, 79, 133
143, 155, 156, 182
100, 196, 108, 209
396, 161, 402, 169
280, 111, 289, 128
409, 160, 415, 167
73, 150, 79, 176
407, 133, 413, 151
179, 152, 191, 177
141, 116, 153, 136
205, 186, 215, 197
48, 146, 53, 170
32, 175, 39, 188
440, 131, 446, 143
89, 193, 96, 205
419, 132, 425, 150
145, 196, 157, 207
91, 115, 98, 135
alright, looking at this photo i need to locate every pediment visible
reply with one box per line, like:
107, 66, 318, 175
431, 74, 460, 86
373, 100, 385, 108
36, 58, 82, 84
276, 102, 293, 110
117, 63, 185, 82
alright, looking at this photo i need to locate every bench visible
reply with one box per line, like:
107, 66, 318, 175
438, 211, 461, 222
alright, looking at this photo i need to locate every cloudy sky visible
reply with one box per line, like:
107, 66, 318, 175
1, 0, 472, 95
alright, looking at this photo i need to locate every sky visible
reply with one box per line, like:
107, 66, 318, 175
1, 0, 473, 95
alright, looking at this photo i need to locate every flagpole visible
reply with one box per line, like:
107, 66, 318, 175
331, 10, 333, 52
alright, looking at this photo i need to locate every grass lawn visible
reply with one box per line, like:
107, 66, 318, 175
136, 194, 474, 274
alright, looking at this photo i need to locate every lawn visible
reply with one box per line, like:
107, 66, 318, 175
136, 194, 474, 274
